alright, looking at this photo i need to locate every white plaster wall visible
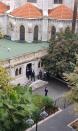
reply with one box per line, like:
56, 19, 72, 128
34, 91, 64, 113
11, 59, 43, 85
8, 16, 42, 42
42, 18, 48, 41
0, 15, 8, 35
48, 0, 53, 9
0, 0, 10, 5
48, 19, 72, 40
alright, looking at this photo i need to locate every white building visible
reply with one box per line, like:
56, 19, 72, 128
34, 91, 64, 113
0, 0, 77, 43
0, 0, 77, 85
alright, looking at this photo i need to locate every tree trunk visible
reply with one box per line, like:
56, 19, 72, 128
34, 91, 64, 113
72, 0, 78, 33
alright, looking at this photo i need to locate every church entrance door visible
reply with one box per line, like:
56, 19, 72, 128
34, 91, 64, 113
20, 25, 25, 41
34, 25, 38, 41
26, 63, 32, 79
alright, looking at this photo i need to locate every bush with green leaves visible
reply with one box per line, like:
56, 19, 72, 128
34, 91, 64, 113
0, 67, 54, 131
43, 32, 78, 78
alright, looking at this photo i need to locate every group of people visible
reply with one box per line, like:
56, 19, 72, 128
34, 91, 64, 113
26, 68, 35, 81
26, 68, 43, 81
26, 68, 48, 96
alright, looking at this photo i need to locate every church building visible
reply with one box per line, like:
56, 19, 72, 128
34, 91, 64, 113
0, 0, 77, 43
0, 0, 77, 85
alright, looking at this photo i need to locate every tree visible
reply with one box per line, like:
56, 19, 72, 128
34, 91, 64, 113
72, 0, 78, 33
0, 67, 54, 131
43, 34, 78, 78
64, 65, 78, 104
63, 61, 78, 114
0, 66, 11, 91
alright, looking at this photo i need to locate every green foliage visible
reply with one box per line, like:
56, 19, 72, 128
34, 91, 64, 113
64, 65, 78, 106
32, 95, 53, 109
43, 32, 78, 77
0, 32, 4, 39
0, 67, 54, 131
0, 66, 11, 89
43, 96, 54, 109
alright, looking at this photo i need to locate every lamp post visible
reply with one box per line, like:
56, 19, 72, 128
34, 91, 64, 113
26, 109, 48, 131
26, 116, 34, 127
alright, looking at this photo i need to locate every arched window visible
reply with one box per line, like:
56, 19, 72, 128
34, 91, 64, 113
19, 67, 22, 75
15, 68, 18, 76
51, 26, 56, 39
34, 25, 38, 41
20, 25, 25, 41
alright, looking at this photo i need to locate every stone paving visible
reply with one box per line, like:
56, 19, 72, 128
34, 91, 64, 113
33, 78, 69, 100
30, 79, 78, 131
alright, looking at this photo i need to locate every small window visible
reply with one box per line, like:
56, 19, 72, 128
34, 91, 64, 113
19, 68, 22, 75
15, 68, 18, 76
54, 0, 62, 4
27, 0, 37, 3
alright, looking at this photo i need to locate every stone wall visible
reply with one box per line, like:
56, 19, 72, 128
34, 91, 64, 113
0, 49, 47, 85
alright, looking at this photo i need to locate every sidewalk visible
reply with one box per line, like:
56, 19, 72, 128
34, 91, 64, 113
29, 105, 78, 131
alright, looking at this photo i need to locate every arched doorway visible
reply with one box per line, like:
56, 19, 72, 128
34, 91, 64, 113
51, 26, 56, 39
20, 25, 25, 41
34, 25, 38, 41
26, 63, 32, 79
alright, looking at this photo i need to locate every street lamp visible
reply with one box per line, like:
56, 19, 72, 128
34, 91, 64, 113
26, 116, 34, 127
26, 109, 48, 131
35, 110, 48, 131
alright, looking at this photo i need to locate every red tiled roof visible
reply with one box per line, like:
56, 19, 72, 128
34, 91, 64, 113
11, 3, 42, 18
0, 2, 9, 14
49, 5, 74, 20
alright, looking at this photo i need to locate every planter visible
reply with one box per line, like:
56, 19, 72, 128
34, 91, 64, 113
68, 119, 78, 130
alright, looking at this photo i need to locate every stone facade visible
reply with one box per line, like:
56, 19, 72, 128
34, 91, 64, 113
0, 48, 47, 85
0, 0, 77, 85
0, 0, 77, 42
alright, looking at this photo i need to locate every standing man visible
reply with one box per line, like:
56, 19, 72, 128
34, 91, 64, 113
44, 87, 48, 96
39, 70, 42, 79
31, 70, 35, 81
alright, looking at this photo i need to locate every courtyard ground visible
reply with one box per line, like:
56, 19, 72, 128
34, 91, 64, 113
33, 78, 69, 100
30, 79, 78, 131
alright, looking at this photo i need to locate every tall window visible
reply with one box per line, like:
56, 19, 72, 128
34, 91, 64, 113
34, 25, 38, 41
27, 0, 37, 3
54, 0, 63, 4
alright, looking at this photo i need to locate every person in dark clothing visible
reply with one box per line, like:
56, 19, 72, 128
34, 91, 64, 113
39, 70, 42, 79
45, 87, 48, 96
26, 68, 30, 80
31, 70, 35, 81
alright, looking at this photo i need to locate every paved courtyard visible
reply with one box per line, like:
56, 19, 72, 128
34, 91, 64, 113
28, 79, 78, 131
33, 78, 69, 100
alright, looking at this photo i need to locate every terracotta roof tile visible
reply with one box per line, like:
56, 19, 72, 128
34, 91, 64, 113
49, 4, 75, 20
11, 3, 42, 18
0, 2, 9, 14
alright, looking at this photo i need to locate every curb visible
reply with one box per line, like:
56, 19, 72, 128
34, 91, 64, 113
51, 76, 68, 86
